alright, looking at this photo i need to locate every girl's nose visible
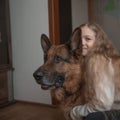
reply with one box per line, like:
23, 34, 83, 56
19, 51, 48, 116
82, 39, 85, 45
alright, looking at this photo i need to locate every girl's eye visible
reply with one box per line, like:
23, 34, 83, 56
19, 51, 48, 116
54, 55, 63, 63
85, 37, 91, 41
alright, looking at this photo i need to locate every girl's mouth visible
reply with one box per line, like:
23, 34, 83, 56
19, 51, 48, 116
82, 48, 88, 56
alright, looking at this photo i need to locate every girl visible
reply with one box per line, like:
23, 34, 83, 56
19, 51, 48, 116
70, 22, 120, 120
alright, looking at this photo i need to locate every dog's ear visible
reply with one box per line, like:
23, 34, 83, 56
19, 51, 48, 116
41, 34, 52, 54
69, 27, 82, 51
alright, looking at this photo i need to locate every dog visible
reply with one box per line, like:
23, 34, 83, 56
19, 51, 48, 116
33, 28, 86, 117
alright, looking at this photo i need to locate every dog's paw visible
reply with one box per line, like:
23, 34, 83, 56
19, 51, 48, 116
55, 88, 65, 101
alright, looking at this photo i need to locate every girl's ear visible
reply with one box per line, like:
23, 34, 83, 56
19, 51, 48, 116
69, 27, 82, 51
41, 34, 52, 54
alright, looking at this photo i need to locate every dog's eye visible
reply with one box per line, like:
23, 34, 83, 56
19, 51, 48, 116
54, 55, 63, 63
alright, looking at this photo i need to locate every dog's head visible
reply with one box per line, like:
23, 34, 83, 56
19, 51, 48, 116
33, 28, 83, 94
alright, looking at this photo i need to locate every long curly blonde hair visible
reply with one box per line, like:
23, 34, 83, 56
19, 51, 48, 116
79, 22, 119, 58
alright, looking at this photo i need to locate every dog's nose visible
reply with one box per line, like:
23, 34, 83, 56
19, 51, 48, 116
33, 71, 44, 81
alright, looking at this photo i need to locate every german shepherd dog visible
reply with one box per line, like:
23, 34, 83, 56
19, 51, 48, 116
33, 28, 85, 116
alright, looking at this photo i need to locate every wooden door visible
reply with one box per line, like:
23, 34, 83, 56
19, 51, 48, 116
0, 0, 13, 105
48, 0, 72, 45
0, 0, 12, 70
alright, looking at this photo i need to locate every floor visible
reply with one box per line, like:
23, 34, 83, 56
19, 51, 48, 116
0, 101, 66, 120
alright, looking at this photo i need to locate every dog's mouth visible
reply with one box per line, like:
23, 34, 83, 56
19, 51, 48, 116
36, 80, 55, 90
40, 75, 65, 90
41, 84, 54, 90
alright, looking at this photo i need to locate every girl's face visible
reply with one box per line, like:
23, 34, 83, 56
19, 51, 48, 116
81, 26, 96, 56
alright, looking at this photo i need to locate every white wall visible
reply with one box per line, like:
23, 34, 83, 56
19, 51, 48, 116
9, 0, 51, 104
71, 0, 88, 30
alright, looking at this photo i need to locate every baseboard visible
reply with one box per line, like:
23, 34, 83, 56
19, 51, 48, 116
15, 99, 59, 108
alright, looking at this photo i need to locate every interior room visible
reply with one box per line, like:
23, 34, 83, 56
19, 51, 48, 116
0, 0, 120, 120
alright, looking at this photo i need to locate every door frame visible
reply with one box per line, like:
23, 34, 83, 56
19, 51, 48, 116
48, 0, 60, 45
